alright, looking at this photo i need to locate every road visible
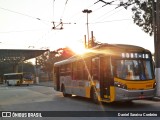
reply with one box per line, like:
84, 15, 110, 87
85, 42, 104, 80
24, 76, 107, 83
0, 84, 160, 120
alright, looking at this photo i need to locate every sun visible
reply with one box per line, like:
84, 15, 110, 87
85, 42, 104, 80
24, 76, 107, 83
67, 42, 87, 55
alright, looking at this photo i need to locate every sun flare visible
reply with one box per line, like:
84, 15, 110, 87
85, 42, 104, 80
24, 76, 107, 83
67, 43, 87, 55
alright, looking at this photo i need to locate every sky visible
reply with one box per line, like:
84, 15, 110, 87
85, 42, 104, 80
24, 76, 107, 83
0, 0, 154, 53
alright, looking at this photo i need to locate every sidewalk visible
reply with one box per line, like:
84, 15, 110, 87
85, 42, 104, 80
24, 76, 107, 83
152, 97, 160, 101
36, 80, 54, 87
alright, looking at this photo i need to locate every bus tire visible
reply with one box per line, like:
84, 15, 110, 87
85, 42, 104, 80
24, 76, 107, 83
61, 84, 71, 97
91, 87, 99, 104
7, 81, 11, 86
17, 81, 20, 86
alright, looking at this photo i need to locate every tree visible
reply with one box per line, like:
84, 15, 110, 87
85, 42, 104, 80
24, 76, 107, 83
117, 0, 154, 36
36, 47, 75, 73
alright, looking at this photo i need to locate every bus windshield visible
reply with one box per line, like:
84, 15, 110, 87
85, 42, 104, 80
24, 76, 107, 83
115, 60, 153, 80
4, 74, 22, 80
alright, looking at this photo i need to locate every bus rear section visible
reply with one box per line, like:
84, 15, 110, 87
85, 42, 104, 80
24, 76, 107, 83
3, 73, 33, 86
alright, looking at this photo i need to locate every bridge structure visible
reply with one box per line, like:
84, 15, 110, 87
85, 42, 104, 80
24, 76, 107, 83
0, 49, 48, 72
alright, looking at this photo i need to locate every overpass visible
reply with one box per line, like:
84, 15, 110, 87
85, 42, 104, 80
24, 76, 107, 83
0, 49, 48, 72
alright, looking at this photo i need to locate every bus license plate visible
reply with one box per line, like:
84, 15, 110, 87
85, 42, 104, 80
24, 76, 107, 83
139, 95, 144, 99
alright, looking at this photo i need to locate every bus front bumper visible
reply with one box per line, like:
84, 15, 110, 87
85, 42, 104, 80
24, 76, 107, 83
114, 87, 156, 101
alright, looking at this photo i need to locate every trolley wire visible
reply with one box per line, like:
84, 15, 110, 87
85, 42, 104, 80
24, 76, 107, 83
90, 18, 132, 24
60, 0, 69, 19
0, 6, 41, 21
91, 0, 136, 24
0, 6, 52, 27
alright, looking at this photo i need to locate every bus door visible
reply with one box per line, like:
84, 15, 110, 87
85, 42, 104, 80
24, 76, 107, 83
100, 57, 113, 99
54, 67, 60, 91
91, 57, 100, 85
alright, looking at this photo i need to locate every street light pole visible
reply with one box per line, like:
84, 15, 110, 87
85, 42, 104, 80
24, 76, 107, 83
82, 9, 92, 48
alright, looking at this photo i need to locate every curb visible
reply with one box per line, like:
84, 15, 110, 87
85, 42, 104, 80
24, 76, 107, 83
152, 97, 160, 101
35, 81, 54, 87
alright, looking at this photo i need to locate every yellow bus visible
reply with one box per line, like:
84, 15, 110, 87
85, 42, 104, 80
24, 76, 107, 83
53, 44, 156, 103
3, 72, 34, 86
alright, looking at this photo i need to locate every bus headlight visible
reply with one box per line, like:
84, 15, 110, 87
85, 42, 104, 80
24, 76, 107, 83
114, 82, 127, 89
153, 82, 156, 88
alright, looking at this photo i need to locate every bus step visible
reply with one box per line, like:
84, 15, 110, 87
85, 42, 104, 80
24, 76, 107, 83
101, 98, 110, 101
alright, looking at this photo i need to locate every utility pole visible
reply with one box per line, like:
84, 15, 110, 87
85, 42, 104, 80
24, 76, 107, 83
153, 0, 160, 96
154, 0, 160, 96
84, 35, 87, 48
91, 31, 94, 47
82, 9, 92, 48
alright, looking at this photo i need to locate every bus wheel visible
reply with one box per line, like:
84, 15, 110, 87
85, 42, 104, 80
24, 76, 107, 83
17, 81, 20, 86
61, 85, 71, 97
7, 81, 10, 86
91, 87, 99, 104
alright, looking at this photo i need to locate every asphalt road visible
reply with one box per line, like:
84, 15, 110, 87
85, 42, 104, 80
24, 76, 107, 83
0, 84, 160, 120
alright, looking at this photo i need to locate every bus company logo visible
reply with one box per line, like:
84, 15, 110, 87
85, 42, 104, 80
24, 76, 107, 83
2, 112, 11, 117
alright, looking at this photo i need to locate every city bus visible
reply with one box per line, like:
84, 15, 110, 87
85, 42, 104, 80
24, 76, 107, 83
53, 44, 156, 103
3, 72, 34, 86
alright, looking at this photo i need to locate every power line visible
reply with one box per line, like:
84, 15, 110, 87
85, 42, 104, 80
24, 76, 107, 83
0, 29, 48, 34
60, 0, 69, 19
94, 0, 115, 7
92, 0, 135, 23
89, 18, 132, 24
53, 0, 56, 19
92, 7, 123, 23
0, 6, 54, 27
65, 2, 96, 24
0, 6, 41, 21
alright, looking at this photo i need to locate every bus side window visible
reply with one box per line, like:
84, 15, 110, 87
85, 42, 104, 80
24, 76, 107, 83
66, 64, 72, 76
72, 62, 77, 80
83, 58, 91, 80
77, 60, 83, 80
92, 57, 100, 80
60, 65, 65, 76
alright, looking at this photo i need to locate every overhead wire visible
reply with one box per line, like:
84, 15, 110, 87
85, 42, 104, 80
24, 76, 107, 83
90, 18, 132, 24
66, 0, 123, 25
0, 29, 48, 34
53, 0, 55, 20
91, 1, 123, 23
0, 6, 42, 21
0, 5, 54, 48
65, 2, 96, 24
27, 28, 54, 49
91, 0, 136, 24
60, 0, 69, 19
0, 6, 52, 27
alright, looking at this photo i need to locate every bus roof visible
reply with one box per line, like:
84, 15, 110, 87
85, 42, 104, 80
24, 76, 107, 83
54, 43, 151, 67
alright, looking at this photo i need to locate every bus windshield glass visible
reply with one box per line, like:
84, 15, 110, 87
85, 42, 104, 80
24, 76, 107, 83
115, 60, 153, 80
4, 74, 22, 80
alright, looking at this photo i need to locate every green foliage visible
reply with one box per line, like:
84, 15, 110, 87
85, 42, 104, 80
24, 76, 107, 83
132, 0, 153, 36
36, 47, 75, 73
118, 0, 154, 36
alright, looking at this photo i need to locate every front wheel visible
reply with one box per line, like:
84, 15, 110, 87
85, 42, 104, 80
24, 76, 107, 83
91, 87, 99, 104
7, 81, 11, 86
61, 85, 72, 97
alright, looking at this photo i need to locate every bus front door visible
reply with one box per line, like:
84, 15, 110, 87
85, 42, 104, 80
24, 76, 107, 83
100, 57, 112, 99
